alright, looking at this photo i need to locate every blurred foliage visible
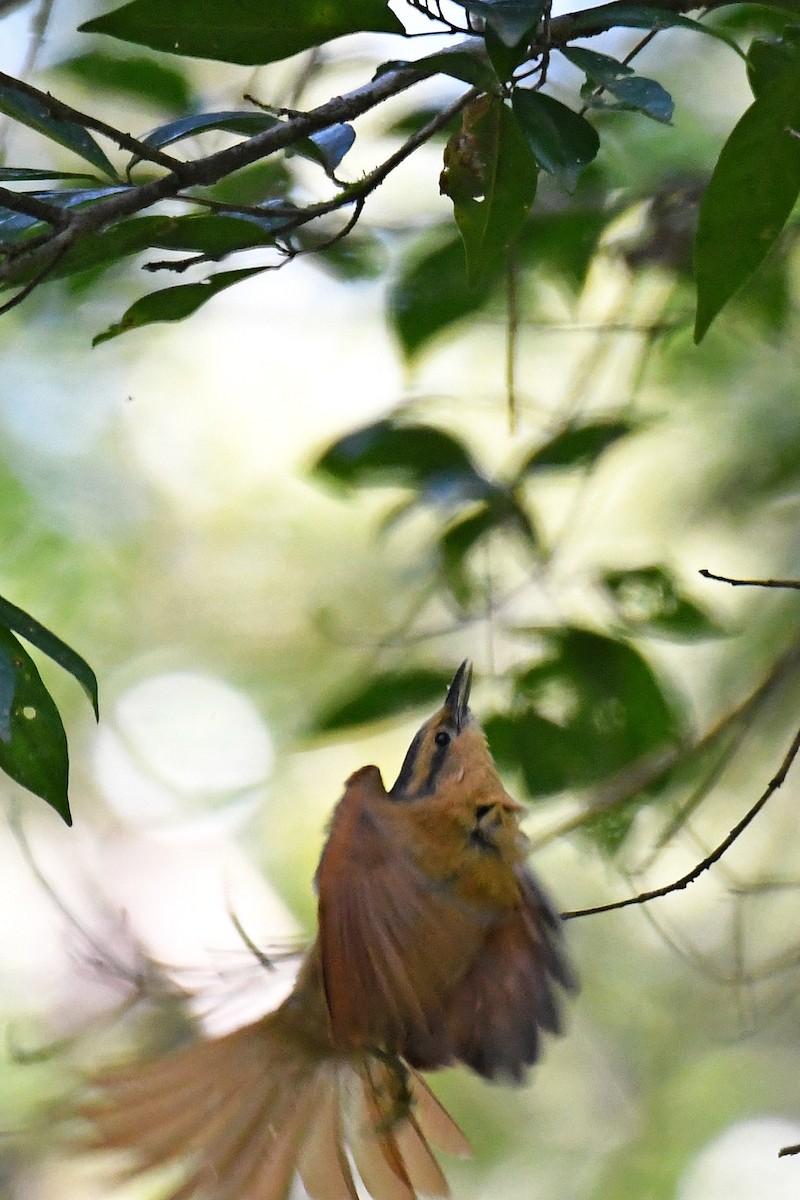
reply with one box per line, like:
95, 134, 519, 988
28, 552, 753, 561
2, 2, 800, 1199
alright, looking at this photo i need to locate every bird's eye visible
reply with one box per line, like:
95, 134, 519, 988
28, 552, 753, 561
434, 730, 450, 747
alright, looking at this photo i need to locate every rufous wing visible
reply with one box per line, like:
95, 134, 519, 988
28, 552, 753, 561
441, 866, 577, 1080
315, 765, 485, 1061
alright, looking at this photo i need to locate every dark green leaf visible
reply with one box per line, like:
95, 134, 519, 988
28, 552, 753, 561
747, 25, 800, 96
517, 207, 608, 289
602, 566, 727, 640
561, 46, 673, 123
458, 0, 546, 46
81, 0, 406, 66
0, 167, 101, 182
314, 668, 454, 731
441, 95, 538, 287
314, 231, 386, 280
388, 230, 497, 358
568, 4, 744, 57
511, 89, 599, 188
0, 186, 129, 246
0, 594, 98, 717
516, 419, 634, 476
0, 628, 70, 824
53, 51, 196, 112
92, 266, 265, 345
440, 498, 535, 604
314, 418, 489, 500
694, 39, 800, 341
487, 628, 683, 831
140, 110, 355, 175
375, 51, 498, 92
0, 83, 117, 177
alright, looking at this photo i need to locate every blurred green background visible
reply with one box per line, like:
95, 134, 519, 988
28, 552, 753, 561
3, 2, 800, 1198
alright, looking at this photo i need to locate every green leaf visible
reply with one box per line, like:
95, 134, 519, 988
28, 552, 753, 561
441, 95, 538, 288
92, 266, 265, 345
0, 594, 98, 717
602, 567, 727, 640
486, 628, 683, 827
516, 419, 634, 476
313, 668, 454, 731
694, 39, 800, 341
458, 0, 546, 46
747, 25, 800, 96
53, 51, 196, 112
0, 628, 70, 824
517, 206, 608, 289
568, 4, 744, 57
561, 46, 673, 123
375, 50, 498, 92
81, 0, 405, 66
0, 186, 129, 246
0, 83, 117, 178
440, 498, 535, 604
314, 418, 489, 501
388, 230, 497, 358
139, 110, 355, 175
0, 167, 101, 182
511, 89, 599, 188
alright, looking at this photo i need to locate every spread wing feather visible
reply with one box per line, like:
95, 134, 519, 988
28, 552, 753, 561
442, 866, 577, 1080
316, 767, 485, 1056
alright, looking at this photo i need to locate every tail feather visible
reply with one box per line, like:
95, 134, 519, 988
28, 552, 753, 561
394, 1117, 449, 1197
407, 1073, 471, 1159
81, 1019, 469, 1200
298, 1079, 359, 1200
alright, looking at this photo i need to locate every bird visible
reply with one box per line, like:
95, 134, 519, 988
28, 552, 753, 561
81, 659, 576, 1200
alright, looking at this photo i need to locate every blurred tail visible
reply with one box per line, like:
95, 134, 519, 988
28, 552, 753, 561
81, 1015, 470, 1200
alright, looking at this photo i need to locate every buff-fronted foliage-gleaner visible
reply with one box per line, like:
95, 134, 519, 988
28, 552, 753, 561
80, 660, 577, 1200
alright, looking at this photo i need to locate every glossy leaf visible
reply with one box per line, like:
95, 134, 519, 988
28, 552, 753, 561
694, 37, 800, 341
388, 230, 497, 358
93, 266, 265, 345
0, 83, 116, 178
747, 27, 800, 96
314, 418, 489, 501
81, 0, 405, 66
562, 46, 673, 123
602, 566, 727, 640
487, 628, 683, 817
441, 95, 538, 287
0, 186, 130, 245
0, 167, 101, 182
314, 668, 454, 731
54, 51, 196, 112
516, 419, 634, 477
140, 110, 355, 175
458, 0, 546, 46
511, 89, 599, 189
568, 5, 744, 57
0, 594, 98, 717
0, 628, 70, 824
375, 51, 498, 92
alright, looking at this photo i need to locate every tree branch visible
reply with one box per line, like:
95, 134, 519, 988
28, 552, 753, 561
562, 724, 800, 919
700, 568, 800, 590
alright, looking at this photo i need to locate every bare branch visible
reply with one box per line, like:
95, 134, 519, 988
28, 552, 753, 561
562, 724, 800, 920
700, 568, 800, 590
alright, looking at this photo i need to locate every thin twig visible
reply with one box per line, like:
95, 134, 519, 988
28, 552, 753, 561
562, 724, 800, 919
700, 569, 800, 590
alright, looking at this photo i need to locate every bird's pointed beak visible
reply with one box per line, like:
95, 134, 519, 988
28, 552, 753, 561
444, 659, 473, 732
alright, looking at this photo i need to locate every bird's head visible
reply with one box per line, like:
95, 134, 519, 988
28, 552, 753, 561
389, 659, 525, 892
390, 659, 478, 801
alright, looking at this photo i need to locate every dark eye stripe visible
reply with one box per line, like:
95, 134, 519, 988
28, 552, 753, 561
389, 726, 452, 800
